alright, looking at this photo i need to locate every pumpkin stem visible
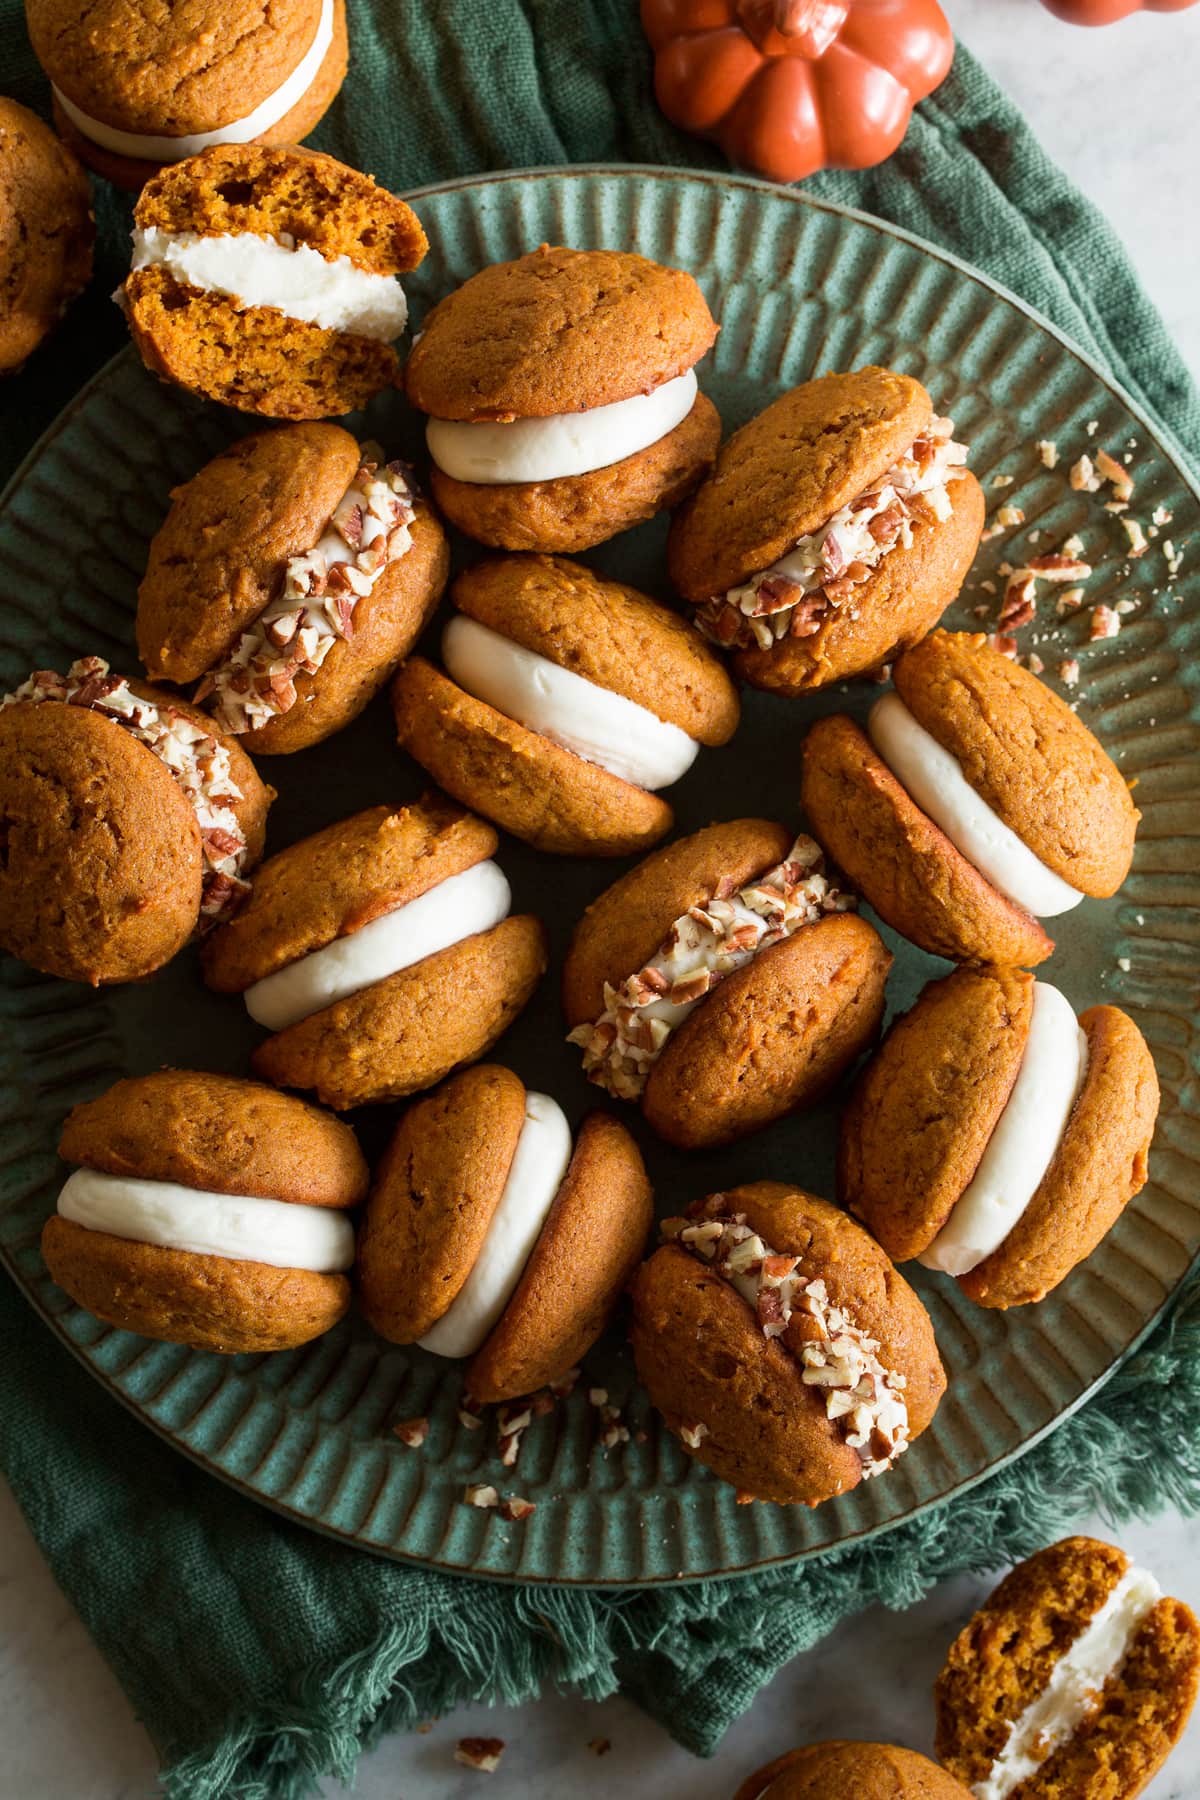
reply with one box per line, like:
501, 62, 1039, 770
736, 0, 850, 56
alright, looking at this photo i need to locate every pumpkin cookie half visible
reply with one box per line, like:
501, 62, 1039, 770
120, 142, 427, 417
839, 965, 1159, 1308
203, 793, 546, 1109
405, 245, 720, 552
392, 554, 738, 856
29, 0, 348, 191
357, 1064, 652, 1401
630, 1183, 945, 1506
42, 1070, 366, 1352
935, 1537, 1200, 1799
139, 423, 448, 753
801, 630, 1139, 965
733, 1742, 972, 1800
0, 97, 93, 372
0, 656, 272, 985
670, 368, 984, 694
563, 819, 890, 1148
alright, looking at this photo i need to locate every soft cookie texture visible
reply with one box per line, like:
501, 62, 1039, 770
123, 143, 426, 417
0, 98, 93, 372
733, 1741, 973, 1800
29, 0, 349, 190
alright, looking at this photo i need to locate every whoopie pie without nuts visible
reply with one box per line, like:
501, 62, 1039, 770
404, 245, 721, 552
357, 1064, 653, 1402
42, 1071, 367, 1353
0, 97, 93, 373
393, 554, 739, 856
139, 423, 449, 753
733, 1742, 972, 1800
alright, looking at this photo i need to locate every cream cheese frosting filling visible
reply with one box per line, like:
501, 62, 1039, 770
53, 0, 335, 162
441, 614, 699, 792
568, 835, 852, 1100
868, 692, 1086, 919
695, 414, 968, 651
129, 227, 408, 340
57, 1168, 355, 1273
198, 449, 417, 734
425, 367, 698, 485
973, 1562, 1162, 1800
244, 858, 511, 1032
418, 1092, 573, 1359
920, 981, 1088, 1278
1, 656, 250, 926
664, 1200, 910, 1478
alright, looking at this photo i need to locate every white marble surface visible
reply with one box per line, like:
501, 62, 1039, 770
3, 3, 1200, 1797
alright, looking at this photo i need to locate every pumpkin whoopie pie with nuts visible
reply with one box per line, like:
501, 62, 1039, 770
839, 965, 1159, 1309
935, 1537, 1200, 1800
27, 0, 348, 191
563, 819, 890, 1148
801, 630, 1139, 966
670, 367, 985, 694
202, 793, 546, 1110
42, 1071, 366, 1353
392, 554, 739, 857
733, 1742, 972, 1800
139, 424, 449, 753
630, 1183, 945, 1506
0, 97, 93, 374
404, 244, 721, 552
120, 142, 427, 418
0, 656, 273, 985
357, 1064, 653, 1402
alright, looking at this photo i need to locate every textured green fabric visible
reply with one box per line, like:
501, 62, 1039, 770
1, 5, 1198, 1797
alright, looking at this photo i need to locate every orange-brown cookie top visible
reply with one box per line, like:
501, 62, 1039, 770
562, 818, 792, 1026
355, 1064, 527, 1342
894, 631, 1139, 897
138, 422, 362, 685
59, 1069, 367, 1207
203, 794, 497, 992
404, 245, 718, 421
0, 97, 93, 372
133, 143, 427, 276
467, 1111, 653, 1403
451, 554, 740, 745
839, 965, 1035, 1262
669, 368, 932, 602
733, 1740, 973, 1800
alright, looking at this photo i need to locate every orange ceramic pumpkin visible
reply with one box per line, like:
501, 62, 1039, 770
641, 0, 955, 184
1040, 0, 1195, 21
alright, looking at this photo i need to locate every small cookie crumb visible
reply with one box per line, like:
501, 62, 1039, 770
393, 1416, 429, 1448
455, 1737, 506, 1773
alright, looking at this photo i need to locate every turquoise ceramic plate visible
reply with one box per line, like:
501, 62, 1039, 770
1, 168, 1198, 1586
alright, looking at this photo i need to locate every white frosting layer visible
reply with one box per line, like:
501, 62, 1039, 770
53, 0, 334, 161
418, 1093, 572, 1359
442, 614, 698, 791
130, 228, 408, 340
57, 1168, 355, 1272
973, 1562, 1162, 1800
921, 982, 1088, 1278
868, 693, 1085, 919
425, 368, 698, 484
245, 858, 511, 1032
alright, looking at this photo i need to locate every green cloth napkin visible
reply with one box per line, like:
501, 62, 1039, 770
2, 5, 1198, 1797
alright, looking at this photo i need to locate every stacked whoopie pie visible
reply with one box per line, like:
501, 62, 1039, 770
0, 96, 93, 372
733, 1743, 972, 1800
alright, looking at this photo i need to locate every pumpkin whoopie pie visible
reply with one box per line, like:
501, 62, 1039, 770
42, 1070, 366, 1353
563, 819, 890, 1147
935, 1537, 1200, 1800
28, 0, 348, 191
0, 656, 272, 985
404, 245, 721, 552
0, 97, 93, 373
138, 424, 449, 753
670, 367, 985, 694
801, 630, 1139, 966
839, 965, 1159, 1309
733, 1742, 972, 1800
202, 793, 546, 1110
120, 143, 427, 417
357, 1063, 653, 1401
392, 554, 739, 856
630, 1183, 945, 1506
